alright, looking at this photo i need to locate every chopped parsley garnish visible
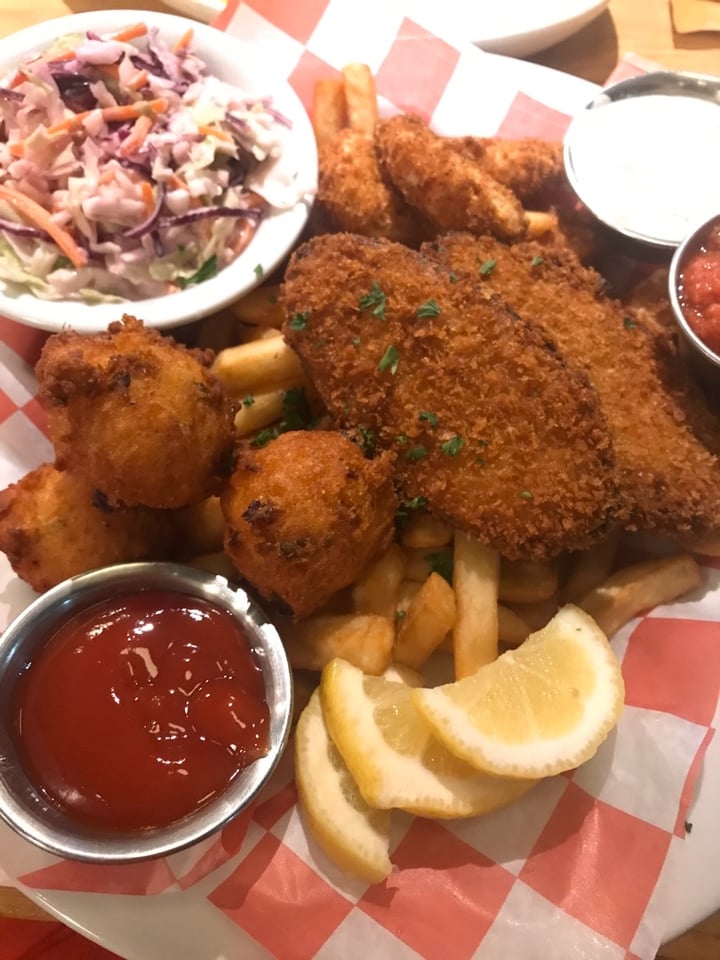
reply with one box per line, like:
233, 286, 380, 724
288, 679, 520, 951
395, 609, 407, 620
449, 272, 458, 283
269, 293, 278, 304
427, 550, 453, 584
357, 426, 377, 456
313, 337, 328, 350
359, 280, 387, 319
520, 490, 533, 500
352, 336, 361, 347
378, 344, 399, 374
242, 394, 255, 408
178, 254, 218, 288
395, 433, 409, 445
441, 436, 464, 456
623, 316, 637, 330
289, 311, 310, 331
479, 258, 497, 276
417, 299, 441, 318
530, 255, 544, 267
405, 445, 428, 462
249, 388, 315, 447
419, 411, 438, 429
254, 263, 264, 279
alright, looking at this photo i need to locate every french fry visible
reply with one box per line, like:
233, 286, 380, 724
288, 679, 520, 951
234, 389, 286, 436
395, 579, 421, 616
342, 62, 378, 134
228, 284, 284, 327
438, 603, 528, 652
394, 572, 456, 670
212, 337, 304, 395
403, 546, 451, 582
506, 595, 559, 632
186, 551, 237, 579
578, 553, 702, 638
174, 496, 225, 556
452, 531, 500, 678
281, 614, 394, 675
525, 209, 558, 238
352, 543, 407, 617
561, 530, 620, 603
312, 77, 347, 147
401, 513, 453, 550
498, 558, 558, 604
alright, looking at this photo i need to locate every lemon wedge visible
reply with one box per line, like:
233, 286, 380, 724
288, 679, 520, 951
320, 658, 537, 818
412, 604, 624, 779
295, 689, 392, 883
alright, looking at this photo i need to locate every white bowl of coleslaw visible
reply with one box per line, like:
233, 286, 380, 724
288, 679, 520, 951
0, 10, 317, 332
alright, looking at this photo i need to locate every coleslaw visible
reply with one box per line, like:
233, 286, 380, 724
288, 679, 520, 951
0, 22, 302, 302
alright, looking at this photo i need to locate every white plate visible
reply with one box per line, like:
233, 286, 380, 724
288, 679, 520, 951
0, 46, 718, 960
165, 0, 610, 58
0, 10, 317, 333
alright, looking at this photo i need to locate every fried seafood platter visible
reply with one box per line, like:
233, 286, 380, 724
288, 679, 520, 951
0, 63, 715, 883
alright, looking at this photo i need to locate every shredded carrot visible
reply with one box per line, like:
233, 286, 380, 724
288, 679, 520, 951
47, 98, 168, 136
140, 181, 156, 217
110, 23, 148, 43
9, 70, 28, 89
118, 113, 154, 158
128, 69, 149, 91
0, 185, 87, 269
98, 168, 116, 186
165, 172, 188, 192
199, 124, 232, 142
47, 49, 76, 64
174, 28, 194, 52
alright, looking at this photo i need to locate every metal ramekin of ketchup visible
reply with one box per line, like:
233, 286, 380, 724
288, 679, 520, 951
0, 562, 293, 862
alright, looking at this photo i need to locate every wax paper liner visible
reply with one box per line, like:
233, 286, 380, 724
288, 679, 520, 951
0, 3, 719, 958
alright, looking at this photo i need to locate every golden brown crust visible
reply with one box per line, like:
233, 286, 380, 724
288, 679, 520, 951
220, 430, 397, 618
424, 233, 720, 540
448, 136, 566, 206
375, 115, 528, 242
282, 233, 618, 561
35, 314, 235, 509
0, 463, 174, 593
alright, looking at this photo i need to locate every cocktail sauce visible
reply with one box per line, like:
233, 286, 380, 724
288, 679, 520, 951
13, 590, 270, 830
679, 222, 720, 356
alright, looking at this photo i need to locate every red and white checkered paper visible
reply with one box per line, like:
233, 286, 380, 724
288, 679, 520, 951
0, 2, 719, 958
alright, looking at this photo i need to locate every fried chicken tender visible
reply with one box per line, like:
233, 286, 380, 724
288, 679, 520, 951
0, 464, 174, 593
35, 315, 235, 510
449, 137, 565, 206
426, 233, 720, 540
221, 430, 397, 618
317, 128, 433, 245
282, 233, 617, 562
375, 115, 528, 242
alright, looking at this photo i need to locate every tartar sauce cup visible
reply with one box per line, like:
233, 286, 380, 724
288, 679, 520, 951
563, 70, 720, 256
0, 562, 293, 863
669, 211, 720, 391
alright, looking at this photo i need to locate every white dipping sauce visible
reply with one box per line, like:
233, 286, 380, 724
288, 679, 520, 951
565, 93, 720, 245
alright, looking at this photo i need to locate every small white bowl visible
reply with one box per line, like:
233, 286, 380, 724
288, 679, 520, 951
0, 10, 317, 333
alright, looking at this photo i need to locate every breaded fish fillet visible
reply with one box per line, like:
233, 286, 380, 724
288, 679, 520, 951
375, 115, 528, 242
448, 137, 565, 206
426, 233, 720, 540
282, 233, 617, 561
317, 128, 433, 245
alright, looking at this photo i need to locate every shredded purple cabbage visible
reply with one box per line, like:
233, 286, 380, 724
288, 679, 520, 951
158, 206, 262, 228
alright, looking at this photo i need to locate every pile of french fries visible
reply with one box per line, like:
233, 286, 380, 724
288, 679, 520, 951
182, 62, 706, 704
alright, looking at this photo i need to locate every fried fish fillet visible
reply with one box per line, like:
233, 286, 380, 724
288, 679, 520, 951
448, 137, 566, 207
375, 115, 528, 242
282, 233, 617, 561
425, 232, 720, 540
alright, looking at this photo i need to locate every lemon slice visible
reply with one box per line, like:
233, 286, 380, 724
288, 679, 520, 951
320, 658, 537, 818
412, 604, 624, 779
295, 689, 392, 883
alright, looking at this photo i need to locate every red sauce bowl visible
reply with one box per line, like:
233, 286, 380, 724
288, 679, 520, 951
670, 211, 720, 387
0, 563, 293, 862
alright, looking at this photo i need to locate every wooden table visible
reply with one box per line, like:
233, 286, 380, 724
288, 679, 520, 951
0, 0, 718, 957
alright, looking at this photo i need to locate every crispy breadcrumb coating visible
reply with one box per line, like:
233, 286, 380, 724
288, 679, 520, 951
282, 233, 617, 561
425, 233, 720, 540
35, 315, 235, 509
449, 136, 565, 206
221, 430, 397, 618
375, 116, 528, 241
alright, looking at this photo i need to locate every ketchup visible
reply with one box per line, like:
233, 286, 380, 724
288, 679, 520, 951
679, 222, 720, 356
13, 590, 270, 831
